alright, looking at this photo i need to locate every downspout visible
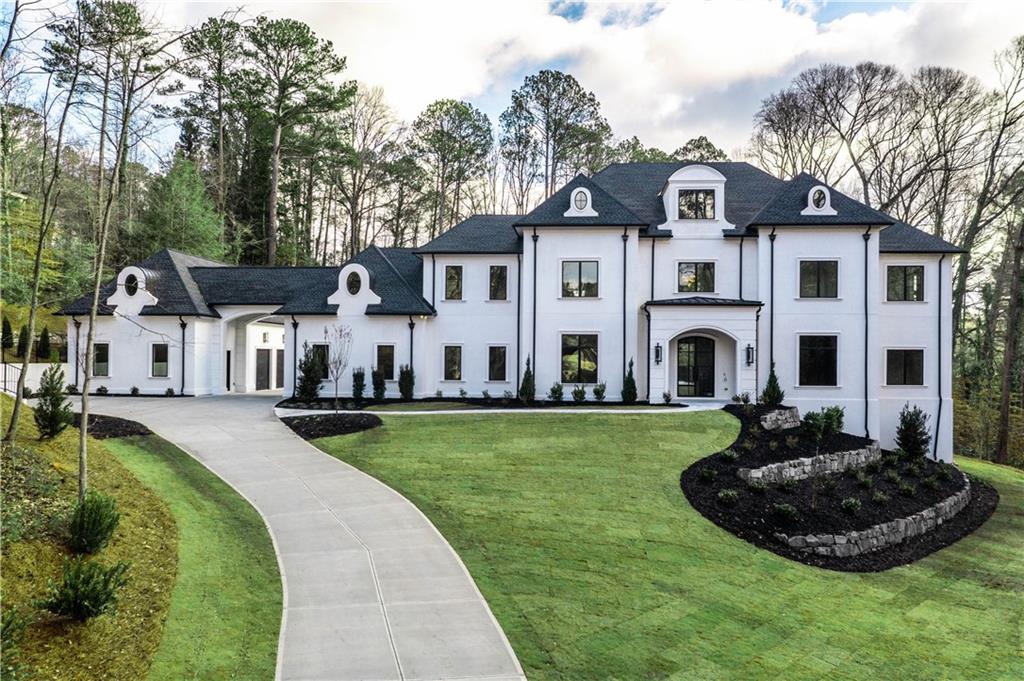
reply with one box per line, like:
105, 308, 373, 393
934, 253, 946, 460
531, 229, 538, 366
769, 229, 776, 364
178, 316, 187, 396
291, 315, 299, 398
622, 227, 628, 380
516, 252, 522, 395
648, 238, 655, 401
755, 308, 761, 398
739, 236, 745, 299
431, 255, 436, 307
407, 316, 415, 368
863, 228, 871, 438
72, 317, 81, 388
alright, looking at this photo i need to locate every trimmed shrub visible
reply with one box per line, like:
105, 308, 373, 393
922, 475, 940, 491
621, 358, 637, 404
547, 382, 564, 402
872, 490, 890, 504
592, 381, 606, 402
165, 388, 175, 397
66, 383, 79, 395
435, 390, 443, 398
820, 405, 845, 435
841, 497, 862, 514
37, 326, 52, 360
458, 388, 467, 399
760, 363, 784, 406
884, 468, 901, 483
803, 405, 845, 442
785, 435, 799, 449
747, 479, 768, 494
898, 481, 917, 497
1, 317, 12, 355
772, 503, 798, 523
662, 391, 672, 404
21, 385, 32, 399
482, 390, 491, 401
37, 557, 130, 621
519, 356, 535, 404
371, 368, 386, 400
720, 448, 739, 463
68, 491, 120, 554
896, 403, 931, 459
698, 467, 717, 484
16, 325, 28, 358
398, 364, 414, 400
571, 384, 586, 403
130, 386, 140, 397
717, 489, 739, 505
295, 343, 323, 402
352, 367, 366, 403
96, 385, 108, 395
34, 362, 72, 439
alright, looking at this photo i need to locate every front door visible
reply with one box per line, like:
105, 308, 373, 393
677, 337, 715, 398
275, 349, 284, 389
256, 349, 271, 391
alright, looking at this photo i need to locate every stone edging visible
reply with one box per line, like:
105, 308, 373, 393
774, 477, 972, 557
737, 443, 881, 484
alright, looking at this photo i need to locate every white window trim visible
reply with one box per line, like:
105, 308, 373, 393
310, 342, 330, 383
487, 264, 510, 302
149, 342, 171, 379
486, 344, 510, 383
796, 258, 842, 300
92, 341, 111, 378
373, 342, 398, 381
675, 259, 718, 295
884, 263, 928, 303
558, 330, 601, 386
441, 343, 464, 382
800, 185, 837, 216
794, 332, 842, 389
563, 187, 598, 217
558, 258, 602, 300
676, 188, 718, 221
443, 264, 464, 302
882, 346, 927, 388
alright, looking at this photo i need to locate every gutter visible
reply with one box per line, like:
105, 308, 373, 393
72, 317, 81, 388
863, 228, 871, 438
407, 316, 415, 369
934, 253, 946, 459
738, 236, 744, 298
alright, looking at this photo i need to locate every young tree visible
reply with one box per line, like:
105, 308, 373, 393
995, 214, 1023, 463
760, 363, 785, 407
519, 355, 535, 404
295, 342, 323, 402
324, 324, 353, 411
37, 326, 51, 360
16, 325, 28, 358
238, 16, 354, 264
34, 362, 72, 438
621, 358, 637, 404
499, 96, 541, 213
1, 317, 12, 359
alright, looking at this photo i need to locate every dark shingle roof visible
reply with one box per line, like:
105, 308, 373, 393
515, 174, 647, 228
747, 173, 894, 228
415, 215, 522, 254
350, 247, 434, 316
190, 266, 337, 310
645, 297, 764, 307
879, 221, 964, 254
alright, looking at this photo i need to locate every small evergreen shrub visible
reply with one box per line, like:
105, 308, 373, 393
856, 472, 873, 489
592, 381, 606, 402
482, 390, 491, 401
841, 497, 862, 514
922, 475, 940, 491
165, 388, 175, 397
720, 448, 739, 463
398, 364, 414, 400
698, 467, 717, 484
38, 326, 52, 360
821, 477, 838, 495
747, 479, 768, 494
96, 385, 108, 395
502, 390, 514, 401
937, 464, 953, 481
621, 358, 637, 404
772, 503, 798, 523
884, 468, 901, 483
68, 491, 120, 554
519, 356, 535, 404
21, 386, 32, 399
896, 403, 931, 459
458, 388, 468, 399
352, 367, 366, 403
865, 460, 881, 474
717, 489, 739, 505
760, 363, 784, 406
37, 558, 129, 621
295, 343, 323, 402
34, 362, 72, 439
662, 391, 672, 404
66, 383, 79, 395
435, 390, 443, 398
803, 405, 845, 442
371, 368, 386, 400
785, 435, 799, 449
547, 382, 564, 402
768, 439, 779, 452
130, 386, 139, 397
16, 325, 28, 358
1, 317, 13, 356
906, 462, 923, 478
571, 385, 586, 403
740, 439, 756, 451
872, 491, 890, 504
820, 405, 845, 435
898, 481, 916, 497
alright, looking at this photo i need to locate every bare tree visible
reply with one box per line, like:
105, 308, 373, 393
324, 323, 353, 411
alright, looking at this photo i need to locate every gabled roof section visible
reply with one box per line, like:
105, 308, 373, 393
350, 246, 435, 316
747, 173, 894, 228
879, 221, 964, 254
415, 215, 522, 254
515, 174, 647, 228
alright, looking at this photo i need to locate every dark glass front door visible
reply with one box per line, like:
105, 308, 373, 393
677, 337, 715, 397
256, 349, 271, 390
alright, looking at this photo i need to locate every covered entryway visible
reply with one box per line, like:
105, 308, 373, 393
212, 308, 287, 395
677, 336, 715, 397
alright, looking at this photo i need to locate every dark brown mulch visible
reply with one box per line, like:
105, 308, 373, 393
278, 397, 688, 411
72, 413, 152, 439
280, 413, 383, 440
724, 403, 874, 465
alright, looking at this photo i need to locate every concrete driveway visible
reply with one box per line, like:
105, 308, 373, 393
89, 394, 525, 681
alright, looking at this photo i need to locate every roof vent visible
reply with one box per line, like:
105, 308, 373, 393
563, 187, 598, 217
800, 185, 837, 216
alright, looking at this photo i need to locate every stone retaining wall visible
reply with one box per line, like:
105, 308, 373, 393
774, 478, 972, 557
760, 407, 801, 432
737, 443, 881, 484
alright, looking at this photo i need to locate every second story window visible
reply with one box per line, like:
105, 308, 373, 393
678, 262, 715, 293
799, 260, 838, 298
445, 265, 462, 301
887, 265, 924, 301
562, 260, 598, 298
678, 189, 715, 220
489, 265, 508, 301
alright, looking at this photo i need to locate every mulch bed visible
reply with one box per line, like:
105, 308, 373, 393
680, 406, 999, 572
724, 403, 873, 465
280, 413, 383, 440
278, 397, 687, 411
72, 413, 152, 439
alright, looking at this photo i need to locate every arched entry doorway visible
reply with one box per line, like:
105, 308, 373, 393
677, 336, 715, 397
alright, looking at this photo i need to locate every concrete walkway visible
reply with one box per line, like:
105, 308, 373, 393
88, 394, 526, 681
276, 401, 729, 419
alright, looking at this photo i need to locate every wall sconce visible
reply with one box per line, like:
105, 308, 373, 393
654, 343, 663, 365
745, 344, 755, 366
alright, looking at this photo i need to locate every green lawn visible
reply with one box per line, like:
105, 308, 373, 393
105, 436, 281, 680
313, 411, 1024, 680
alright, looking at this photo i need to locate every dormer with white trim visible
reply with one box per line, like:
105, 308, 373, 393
106, 265, 158, 315
563, 186, 598, 217
661, 164, 733, 235
800, 185, 838, 216
328, 262, 381, 315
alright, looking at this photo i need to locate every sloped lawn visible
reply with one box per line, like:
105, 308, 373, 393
312, 411, 1024, 680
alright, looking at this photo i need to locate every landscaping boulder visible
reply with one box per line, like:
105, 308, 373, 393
760, 407, 801, 431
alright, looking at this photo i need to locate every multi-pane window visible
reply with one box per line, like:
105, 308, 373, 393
561, 260, 599, 298
561, 334, 598, 383
678, 262, 715, 293
887, 265, 925, 302
445, 265, 463, 300
886, 349, 924, 386
489, 265, 508, 301
798, 335, 838, 386
799, 260, 839, 298
443, 345, 462, 381
488, 346, 507, 382
310, 343, 329, 380
151, 343, 169, 378
376, 345, 395, 381
678, 189, 715, 220
93, 343, 109, 377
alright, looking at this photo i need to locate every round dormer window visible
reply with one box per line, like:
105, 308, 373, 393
346, 271, 361, 295
574, 190, 588, 211
812, 188, 827, 209
124, 274, 139, 296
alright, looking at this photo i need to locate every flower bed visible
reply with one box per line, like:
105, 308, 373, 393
723, 404, 873, 466
280, 412, 383, 440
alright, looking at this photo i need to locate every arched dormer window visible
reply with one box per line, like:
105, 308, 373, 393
563, 187, 598, 217
800, 185, 837, 216
124, 274, 139, 296
346, 271, 361, 295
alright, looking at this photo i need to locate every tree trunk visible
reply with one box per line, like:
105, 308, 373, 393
995, 220, 1024, 463
267, 122, 281, 264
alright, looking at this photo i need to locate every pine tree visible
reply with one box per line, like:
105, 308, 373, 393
16, 326, 29, 358
294, 343, 322, 402
519, 356, 535, 404
34, 362, 73, 438
1, 318, 13, 358
760, 363, 785, 407
621, 358, 638, 404
896, 403, 931, 459
38, 327, 52, 361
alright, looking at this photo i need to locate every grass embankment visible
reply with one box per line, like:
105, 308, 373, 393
314, 411, 1024, 680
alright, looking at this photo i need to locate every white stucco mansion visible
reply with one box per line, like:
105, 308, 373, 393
63, 162, 961, 460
